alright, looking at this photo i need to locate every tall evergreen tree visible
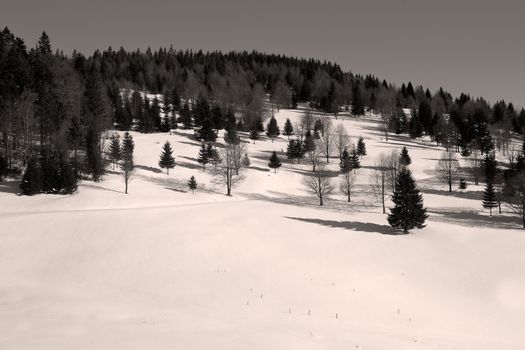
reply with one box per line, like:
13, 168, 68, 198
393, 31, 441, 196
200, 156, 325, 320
387, 169, 428, 233
197, 143, 209, 170
20, 158, 42, 195
399, 147, 411, 167
351, 81, 365, 116
249, 127, 260, 144
339, 147, 353, 173
350, 147, 361, 171
266, 116, 280, 142
108, 134, 122, 169
482, 181, 498, 216
268, 151, 282, 173
188, 175, 197, 194
158, 141, 176, 174
356, 136, 367, 158
86, 123, 104, 181
195, 116, 217, 142
283, 118, 294, 138
179, 102, 192, 129
121, 132, 134, 194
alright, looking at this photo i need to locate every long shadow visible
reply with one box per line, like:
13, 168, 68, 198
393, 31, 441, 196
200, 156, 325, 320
178, 140, 202, 147
80, 183, 123, 194
421, 188, 483, 201
285, 216, 399, 235
429, 208, 522, 229
0, 180, 20, 195
135, 165, 163, 174
176, 160, 202, 170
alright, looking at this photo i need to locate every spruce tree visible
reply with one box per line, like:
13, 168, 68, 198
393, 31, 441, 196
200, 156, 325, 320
303, 130, 316, 153
121, 132, 134, 194
241, 153, 251, 167
188, 176, 197, 194
266, 116, 280, 142
268, 151, 282, 173
351, 82, 365, 116
283, 118, 294, 138
20, 158, 42, 195
249, 128, 260, 144
356, 136, 367, 158
197, 143, 209, 170
224, 126, 241, 145
0, 155, 7, 181
350, 147, 361, 171
399, 146, 411, 167
159, 141, 176, 174
339, 147, 353, 173
482, 181, 498, 216
387, 168, 428, 233
287, 139, 304, 163
108, 134, 122, 170
195, 117, 217, 142
179, 102, 192, 129
86, 124, 104, 182
459, 178, 467, 191
483, 152, 497, 184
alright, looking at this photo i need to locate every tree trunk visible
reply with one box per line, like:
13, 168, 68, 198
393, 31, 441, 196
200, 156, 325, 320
449, 180, 452, 192
319, 195, 323, 206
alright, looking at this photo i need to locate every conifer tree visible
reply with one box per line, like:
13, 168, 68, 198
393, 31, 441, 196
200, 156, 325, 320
268, 151, 282, 173
20, 158, 42, 195
159, 141, 176, 174
255, 117, 265, 133
188, 175, 197, 194
0, 155, 7, 181
351, 82, 365, 116
287, 139, 304, 163
241, 153, 251, 167
399, 146, 411, 167
224, 126, 241, 145
303, 130, 316, 153
266, 116, 280, 142
121, 132, 134, 194
350, 147, 361, 171
483, 152, 497, 184
356, 136, 367, 158
195, 117, 217, 142
108, 134, 122, 170
387, 168, 428, 233
283, 118, 294, 138
459, 178, 467, 191
197, 143, 209, 170
249, 128, 260, 144
339, 147, 353, 173
179, 102, 192, 129
482, 181, 498, 216
86, 124, 104, 182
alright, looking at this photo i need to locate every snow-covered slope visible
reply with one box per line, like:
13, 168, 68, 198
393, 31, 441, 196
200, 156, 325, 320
1, 108, 524, 349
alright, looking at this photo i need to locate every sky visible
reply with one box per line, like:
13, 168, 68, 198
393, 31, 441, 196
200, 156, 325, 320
2, 0, 524, 107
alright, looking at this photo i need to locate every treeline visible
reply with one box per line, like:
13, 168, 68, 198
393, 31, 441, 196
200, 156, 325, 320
2, 27, 525, 193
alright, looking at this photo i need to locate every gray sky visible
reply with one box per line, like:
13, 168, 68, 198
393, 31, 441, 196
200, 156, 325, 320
2, 0, 524, 107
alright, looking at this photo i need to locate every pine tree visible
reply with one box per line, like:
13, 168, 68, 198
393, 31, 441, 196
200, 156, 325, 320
195, 117, 217, 142
350, 147, 361, 171
20, 158, 42, 195
266, 116, 280, 142
483, 152, 497, 184
0, 155, 7, 181
121, 132, 134, 194
159, 141, 176, 174
268, 151, 282, 173
339, 147, 353, 173
351, 82, 365, 116
482, 181, 498, 216
303, 130, 316, 153
108, 134, 122, 169
86, 124, 104, 182
188, 175, 197, 194
283, 118, 294, 138
249, 128, 260, 144
197, 143, 209, 170
287, 139, 304, 163
399, 146, 411, 167
224, 126, 241, 145
387, 169, 428, 233
179, 102, 192, 129
241, 153, 251, 167
459, 178, 467, 191
356, 136, 367, 158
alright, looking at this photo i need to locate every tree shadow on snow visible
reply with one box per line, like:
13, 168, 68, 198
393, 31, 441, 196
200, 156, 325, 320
285, 216, 400, 235
135, 165, 163, 174
429, 208, 522, 230
421, 188, 483, 201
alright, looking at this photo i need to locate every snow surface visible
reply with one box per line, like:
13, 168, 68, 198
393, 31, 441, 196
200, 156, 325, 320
1, 108, 525, 349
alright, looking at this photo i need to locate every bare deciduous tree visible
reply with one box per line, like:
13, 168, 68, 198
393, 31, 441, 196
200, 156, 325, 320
334, 124, 350, 159
319, 117, 334, 163
370, 152, 397, 213
436, 150, 459, 192
213, 143, 246, 196
303, 165, 334, 206
340, 170, 357, 203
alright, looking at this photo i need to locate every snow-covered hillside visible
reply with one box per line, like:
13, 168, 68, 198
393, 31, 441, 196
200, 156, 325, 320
1, 108, 525, 349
